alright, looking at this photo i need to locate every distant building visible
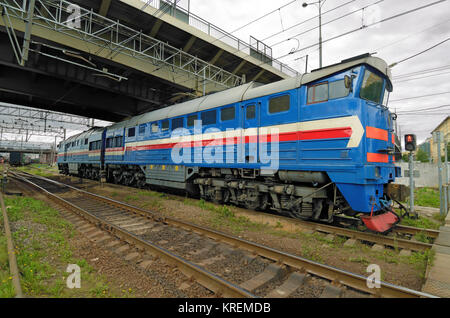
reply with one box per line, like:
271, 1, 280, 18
429, 116, 449, 163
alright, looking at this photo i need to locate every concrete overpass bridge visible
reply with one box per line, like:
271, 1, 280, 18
0, 0, 298, 122
0, 140, 53, 154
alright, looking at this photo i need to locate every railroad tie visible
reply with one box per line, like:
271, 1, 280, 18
122, 223, 155, 233
106, 240, 121, 248
115, 244, 131, 255
240, 263, 287, 293
320, 284, 344, 298
190, 242, 219, 256
266, 272, 308, 298
139, 260, 154, 271
86, 230, 104, 239
92, 235, 113, 244
371, 244, 385, 252
105, 215, 135, 223
112, 219, 143, 227
124, 252, 141, 262
196, 255, 226, 267
344, 238, 357, 247
399, 249, 412, 257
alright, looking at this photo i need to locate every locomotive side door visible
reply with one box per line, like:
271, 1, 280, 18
64, 143, 68, 161
241, 102, 260, 164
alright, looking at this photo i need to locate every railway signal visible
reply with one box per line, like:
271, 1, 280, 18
405, 134, 418, 219
404, 134, 417, 152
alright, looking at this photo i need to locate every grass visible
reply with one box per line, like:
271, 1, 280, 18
15, 164, 57, 177
0, 229, 15, 298
412, 187, 441, 208
400, 215, 442, 230
0, 195, 119, 298
408, 249, 435, 280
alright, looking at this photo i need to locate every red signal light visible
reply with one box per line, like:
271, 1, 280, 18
404, 134, 417, 152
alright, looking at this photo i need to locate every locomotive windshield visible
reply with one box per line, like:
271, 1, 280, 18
360, 69, 384, 104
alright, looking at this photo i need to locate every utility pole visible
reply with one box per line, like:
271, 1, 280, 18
302, 0, 325, 68
318, 0, 323, 68
445, 133, 449, 213
435, 131, 444, 216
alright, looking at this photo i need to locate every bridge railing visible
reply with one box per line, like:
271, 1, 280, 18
141, 0, 300, 77
0, 140, 54, 152
0, 0, 245, 91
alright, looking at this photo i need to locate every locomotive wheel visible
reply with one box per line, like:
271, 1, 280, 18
244, 195, 261, 210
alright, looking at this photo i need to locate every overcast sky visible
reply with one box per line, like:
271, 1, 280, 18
2, 0, 449, 146
187, 0, 450, 144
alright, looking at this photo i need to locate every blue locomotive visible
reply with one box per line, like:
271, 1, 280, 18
57, 54, 401, 233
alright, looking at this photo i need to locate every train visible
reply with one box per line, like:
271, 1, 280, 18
57, 53, 402, 233
9, 152, 31, 166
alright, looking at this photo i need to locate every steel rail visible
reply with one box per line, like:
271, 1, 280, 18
15, 171, 435, 252
10, 172, 255, 298
334, 215, 440, 239
0, 181, 23, 297
12, 171, 438, 298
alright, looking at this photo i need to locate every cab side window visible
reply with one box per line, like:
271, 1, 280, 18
307, 82, 328, 104
269, 95, 290, 114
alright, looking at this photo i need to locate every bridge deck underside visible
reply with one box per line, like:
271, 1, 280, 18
0, 0, 289, 122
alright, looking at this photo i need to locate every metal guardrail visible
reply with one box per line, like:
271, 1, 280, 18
0, 141, 54, 152
0, 0, 244, 90
143, 0, 299, 77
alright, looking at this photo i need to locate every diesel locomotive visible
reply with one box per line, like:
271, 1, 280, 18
57, 54, 402, 233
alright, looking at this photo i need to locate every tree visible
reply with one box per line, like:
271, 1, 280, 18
402, 154, 409, 162
416, 148, 430, 163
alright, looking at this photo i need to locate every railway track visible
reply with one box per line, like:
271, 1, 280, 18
10, 170, 438, 298
21, 165, 440, 248
0, 167, 23, 298
25, 168, 439, 255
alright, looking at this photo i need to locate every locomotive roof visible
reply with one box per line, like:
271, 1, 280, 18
62, 127, 104, 144
107, 55, 392, 129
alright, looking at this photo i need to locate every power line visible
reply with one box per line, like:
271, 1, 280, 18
375, 17, 450, 51
396, 104, 450, 114
229, 0, 299, 35
188, 0, 301, 57
390, 91, 450, 102
389, 37, 450, 67
171, 0, 447, 89
397, 113, 449, 116
262, 0, 358, 43
281, 0, 447, 59
393, 64, 450, 79
393, 70, 450, 83
270, 0, 383, 47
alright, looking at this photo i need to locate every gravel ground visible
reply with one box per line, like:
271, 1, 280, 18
36, 175, 430, 293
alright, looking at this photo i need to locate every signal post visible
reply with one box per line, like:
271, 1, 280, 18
405, 134, 417, 216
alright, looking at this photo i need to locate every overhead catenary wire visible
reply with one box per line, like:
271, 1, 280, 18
188, 0, 302, 57
171, 0, 448, 90
270, 0, 384, 47
393, 70, 450, 83
375, 17, 450, 52
277, 0, 447, 60
389, 36, 450, 68
396, 104, 450, 114
390, 91, 450, 102
393, 64, 450, 79
262, 0, 358, 43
